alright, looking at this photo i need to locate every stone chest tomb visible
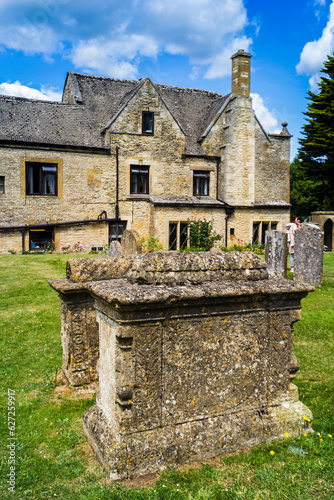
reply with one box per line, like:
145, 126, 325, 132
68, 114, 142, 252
49, 252, 313, 480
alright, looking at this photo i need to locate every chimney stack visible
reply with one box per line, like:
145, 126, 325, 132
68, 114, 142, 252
231, 49, 252, 97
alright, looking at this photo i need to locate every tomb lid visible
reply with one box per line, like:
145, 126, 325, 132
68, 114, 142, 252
66, 251, 268, 285
86, 277, 313, 307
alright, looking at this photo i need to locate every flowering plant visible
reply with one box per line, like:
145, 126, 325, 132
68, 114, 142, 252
72, 241, 84, 253
44, 240, 55, 253
187, 217, 222, 251
61, 244, 71, 253
221, 239, 264, 255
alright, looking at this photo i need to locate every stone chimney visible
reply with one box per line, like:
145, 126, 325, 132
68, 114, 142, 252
231, 49, 252, 96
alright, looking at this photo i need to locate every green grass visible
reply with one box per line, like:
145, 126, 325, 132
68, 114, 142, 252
0, 253, 333, 499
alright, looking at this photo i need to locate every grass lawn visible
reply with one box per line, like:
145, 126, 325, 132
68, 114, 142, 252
0, 252, 333, 499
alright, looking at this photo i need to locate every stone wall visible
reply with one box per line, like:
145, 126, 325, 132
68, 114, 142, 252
0, 80, 291, 253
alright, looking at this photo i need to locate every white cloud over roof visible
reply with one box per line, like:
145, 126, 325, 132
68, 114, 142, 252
0, 81, 62, 101
251, 93, 278, 133
0, 0, 253, 80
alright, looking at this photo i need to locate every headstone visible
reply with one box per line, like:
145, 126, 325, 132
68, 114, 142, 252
108, 241, 122, 257
294, 223, 323, 286
265, 230, 287, 279
121, 230, 142, 255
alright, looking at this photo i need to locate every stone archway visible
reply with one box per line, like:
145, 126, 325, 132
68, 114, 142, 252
324, 219, 333, 251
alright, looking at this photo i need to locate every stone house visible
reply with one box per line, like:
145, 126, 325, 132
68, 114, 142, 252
0, 50, 291, 253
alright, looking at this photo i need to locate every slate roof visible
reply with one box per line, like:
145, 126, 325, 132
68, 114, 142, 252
0, 72, 231, 155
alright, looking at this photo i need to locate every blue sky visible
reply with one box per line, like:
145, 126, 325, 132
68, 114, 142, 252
0, 0, 333, 159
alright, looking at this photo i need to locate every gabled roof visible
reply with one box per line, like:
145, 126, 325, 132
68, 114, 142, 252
0, 72, 231, 154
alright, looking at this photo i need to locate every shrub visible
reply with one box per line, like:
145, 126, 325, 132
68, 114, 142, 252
72, 241, 84, 253
221, 239, 264, 255
141, 236, 164, 253
188, 218, 222, 251
44, 240, 55, 253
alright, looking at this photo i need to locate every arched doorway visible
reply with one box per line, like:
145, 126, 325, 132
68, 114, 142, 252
324, 219, 333, 251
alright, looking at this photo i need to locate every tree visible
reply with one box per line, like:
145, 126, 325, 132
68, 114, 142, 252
290, 156, 323, 218
297, 53, 334, 211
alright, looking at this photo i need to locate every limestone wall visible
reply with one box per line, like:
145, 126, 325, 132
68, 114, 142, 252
0, 81, 291, 254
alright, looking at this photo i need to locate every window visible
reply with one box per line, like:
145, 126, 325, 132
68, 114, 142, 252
130, 166, 149, 194
109, 221, 127, 245
142, 111, 154, 135
252, 222, 278, 244
26, 162, 57, 196
29, 227, 54, 251
193, 171, 210, 196
169, 222, 188, 250
0, 176, 4, 194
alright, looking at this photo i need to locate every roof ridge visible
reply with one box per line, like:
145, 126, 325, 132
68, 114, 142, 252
156, 82, 222, 98
68, 72, 224, 98
68, 71, 138, 85
0, 95, 65, 105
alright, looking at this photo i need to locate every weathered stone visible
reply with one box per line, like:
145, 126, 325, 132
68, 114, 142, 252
265, 230, 287, 278
50, 252, 313, 478
57, 252, 312, 480
294, 223, 323, 286
66, 251, 268, 285
121, 230, 142, 255
48, 279, 99, 386
108, 241, 122, 257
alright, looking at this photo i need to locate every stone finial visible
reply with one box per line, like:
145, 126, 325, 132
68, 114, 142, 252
280, 121, 291, 137
231, 49, 252, 97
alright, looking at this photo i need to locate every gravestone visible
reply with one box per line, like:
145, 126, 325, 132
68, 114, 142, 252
121, 229, 142, 255
265, 230, 287, 279
294, 223, 323, 286
108, 241, 122, 257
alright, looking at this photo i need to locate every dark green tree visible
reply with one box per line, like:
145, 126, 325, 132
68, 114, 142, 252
290, 156, 323, 218
297, 53, 334, 211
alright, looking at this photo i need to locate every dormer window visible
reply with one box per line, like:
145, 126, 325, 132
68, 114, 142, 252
193, 171, 210, 196
142, 111, 154, 135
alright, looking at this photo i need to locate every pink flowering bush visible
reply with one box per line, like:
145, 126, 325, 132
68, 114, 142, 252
72, 241, 84, 253
61, 244, 71, 253
187, 217, 222, 251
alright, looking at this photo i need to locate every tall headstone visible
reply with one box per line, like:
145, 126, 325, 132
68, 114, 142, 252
108, 241, 122, 257
294, 223, 323, 286
265, 230, 287, 279
121, 230, 142, 255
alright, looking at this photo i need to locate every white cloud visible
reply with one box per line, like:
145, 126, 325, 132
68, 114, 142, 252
0, 81, 62, 100
296, 1, 334, 86
203, 37, 253, 79
71, 33, 159, 79
251, 93, 279, 133
0, 0, 253, 80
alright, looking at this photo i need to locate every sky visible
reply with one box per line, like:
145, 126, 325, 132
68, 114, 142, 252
0, 0, 333, 159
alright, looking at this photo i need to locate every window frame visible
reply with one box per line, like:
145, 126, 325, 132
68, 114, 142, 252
26, 161, 58, 196
130, 165, 150, 195
252, 221, 278, 244
193, 171, 210, 196
168, 221, 189, 251
29, 227, 55, 251
0, 176, 4, 194
109, 221, 127, 245
142, 111, 154, 135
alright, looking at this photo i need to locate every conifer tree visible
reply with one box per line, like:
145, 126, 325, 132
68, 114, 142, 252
298, 54, 334, 210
